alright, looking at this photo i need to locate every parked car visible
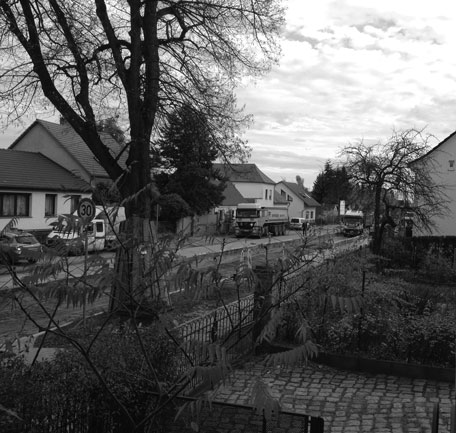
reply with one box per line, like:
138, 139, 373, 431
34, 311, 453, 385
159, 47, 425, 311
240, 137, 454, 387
0, 230, 42, 265
289, 217, 306, 231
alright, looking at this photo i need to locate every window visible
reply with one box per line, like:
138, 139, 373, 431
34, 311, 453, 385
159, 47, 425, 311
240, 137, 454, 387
280, 189, 285, 197
449, 160, 455, 171
264, 189, 268, 199
305, 211, 310, 219
268, 189, 272, 200
310, 211, 314, 219
287, 195, 293, 202
45, 194, 57, 217
70, 195, 81, 213
0, 193, 30, 217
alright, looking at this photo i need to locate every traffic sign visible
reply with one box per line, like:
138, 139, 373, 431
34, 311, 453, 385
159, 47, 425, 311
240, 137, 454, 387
77, 198, 96, 222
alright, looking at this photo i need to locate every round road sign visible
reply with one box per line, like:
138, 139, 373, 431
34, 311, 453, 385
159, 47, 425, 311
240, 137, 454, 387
77, 198, 96, 222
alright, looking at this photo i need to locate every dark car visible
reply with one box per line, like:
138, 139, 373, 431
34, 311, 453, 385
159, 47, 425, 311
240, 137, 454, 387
0, 230, 42, 265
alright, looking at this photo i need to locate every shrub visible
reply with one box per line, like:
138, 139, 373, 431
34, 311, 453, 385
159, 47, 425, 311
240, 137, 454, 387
1, 323, 180, 432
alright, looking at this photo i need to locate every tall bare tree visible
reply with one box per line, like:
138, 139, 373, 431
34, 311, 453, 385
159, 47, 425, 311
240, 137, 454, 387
339, 128, 448, 253
0, 0, 284, 308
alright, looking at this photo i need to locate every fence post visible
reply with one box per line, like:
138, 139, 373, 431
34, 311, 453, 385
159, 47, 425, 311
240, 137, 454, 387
252, 265, 274, 351
431, 402, 439, 433
310, 416, 324, 433
451, 404, 456, 433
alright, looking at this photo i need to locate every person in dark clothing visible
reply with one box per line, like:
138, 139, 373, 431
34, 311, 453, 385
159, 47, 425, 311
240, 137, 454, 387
302, 221, 307, 235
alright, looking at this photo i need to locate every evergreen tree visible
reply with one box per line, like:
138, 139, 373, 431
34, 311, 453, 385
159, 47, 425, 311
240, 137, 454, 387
156, 104, 226, 216
312, 161, 353, 206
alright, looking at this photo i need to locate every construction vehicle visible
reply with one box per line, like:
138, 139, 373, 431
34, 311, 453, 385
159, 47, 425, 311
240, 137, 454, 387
46, 206, 126, 254
341, 210, 364, 237
234, 203, 289, 237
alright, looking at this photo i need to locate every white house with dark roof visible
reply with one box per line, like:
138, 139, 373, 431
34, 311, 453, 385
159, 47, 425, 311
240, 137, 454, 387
0, 149, 90, 236
213, 163, 280, 207
275, 181, 321, 224
205, 164, 289, 234
411, 131, 456, 236
9, 119, 125, 185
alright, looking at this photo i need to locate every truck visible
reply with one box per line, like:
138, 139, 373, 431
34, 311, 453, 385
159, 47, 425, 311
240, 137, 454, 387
341, 210, 364, 237
46, 206, 126, 254
234, 203, 289, 237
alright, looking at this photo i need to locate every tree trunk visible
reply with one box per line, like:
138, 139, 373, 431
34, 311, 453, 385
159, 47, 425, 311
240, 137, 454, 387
109, 135, 160, 317
109, 216, 162, 317
372, 184, 383, 254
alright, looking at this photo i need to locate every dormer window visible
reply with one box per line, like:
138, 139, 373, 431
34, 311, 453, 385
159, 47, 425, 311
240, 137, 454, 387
449, 160, 455, 171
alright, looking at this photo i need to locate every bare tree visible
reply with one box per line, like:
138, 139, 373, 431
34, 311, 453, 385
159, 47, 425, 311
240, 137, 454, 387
0, 0, 284, 307
339, 128, 448, 253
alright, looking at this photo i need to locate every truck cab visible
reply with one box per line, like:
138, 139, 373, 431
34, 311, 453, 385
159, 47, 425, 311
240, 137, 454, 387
341, 211, 364, 237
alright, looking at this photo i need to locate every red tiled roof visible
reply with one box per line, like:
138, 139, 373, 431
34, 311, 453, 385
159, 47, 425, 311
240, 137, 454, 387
0, 149, 90, 192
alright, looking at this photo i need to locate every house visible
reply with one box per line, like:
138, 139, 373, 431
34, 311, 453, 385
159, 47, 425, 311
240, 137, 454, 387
275, 181, 320, 224
411, 131, 456, 236
9, 119, 125, 185
180, 163, 288, 235
0, 149, 91, 238
214, 163, 278, 206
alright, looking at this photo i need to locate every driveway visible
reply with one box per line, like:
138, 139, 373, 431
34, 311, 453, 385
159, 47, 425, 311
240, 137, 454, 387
213, 361, 453, 432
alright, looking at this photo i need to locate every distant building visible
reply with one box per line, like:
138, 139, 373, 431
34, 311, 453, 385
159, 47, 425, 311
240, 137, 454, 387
0, 149, 90, 236
411, 130, 456, 236
180, 163, 288, 235
275, 181, 320, 223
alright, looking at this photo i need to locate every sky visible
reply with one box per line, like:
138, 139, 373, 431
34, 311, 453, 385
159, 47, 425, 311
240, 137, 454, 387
2, 0, 456, 189
235, 0, 456, 188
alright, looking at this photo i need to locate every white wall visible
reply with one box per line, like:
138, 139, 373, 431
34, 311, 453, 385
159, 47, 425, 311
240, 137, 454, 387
275, 182, 317, 222
276, 184, 303, 218
420, 135, 456, 236
233, 182, 274, 206
0, 190, 91, 232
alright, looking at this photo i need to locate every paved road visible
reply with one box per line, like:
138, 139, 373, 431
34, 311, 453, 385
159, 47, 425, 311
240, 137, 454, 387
213, 361, 453, 433
0, 226, 339, 288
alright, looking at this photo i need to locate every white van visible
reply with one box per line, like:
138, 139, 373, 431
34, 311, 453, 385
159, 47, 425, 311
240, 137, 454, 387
289, 217, 306, 230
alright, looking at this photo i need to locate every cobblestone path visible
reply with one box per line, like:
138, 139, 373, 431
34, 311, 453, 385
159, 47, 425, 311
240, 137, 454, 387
213, 362, 454, 433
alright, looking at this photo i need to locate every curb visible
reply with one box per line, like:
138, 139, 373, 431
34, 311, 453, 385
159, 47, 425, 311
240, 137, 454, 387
315, 352, 455, 383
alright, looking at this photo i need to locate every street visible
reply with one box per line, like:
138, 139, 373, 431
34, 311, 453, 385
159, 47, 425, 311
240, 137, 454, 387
0, 226, 340, 289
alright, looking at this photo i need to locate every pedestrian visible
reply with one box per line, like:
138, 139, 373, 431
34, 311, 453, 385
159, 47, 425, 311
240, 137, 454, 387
302, 221, 307, 235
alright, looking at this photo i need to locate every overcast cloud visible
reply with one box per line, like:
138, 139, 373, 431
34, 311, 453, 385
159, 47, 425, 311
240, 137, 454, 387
2, 1, 456, 190
238, 0, 456, 188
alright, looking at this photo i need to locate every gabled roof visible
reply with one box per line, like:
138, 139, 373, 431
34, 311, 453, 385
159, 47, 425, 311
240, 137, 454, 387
0, 149, 89, 192
218, 181, 245, 206
411, 129, 456, 165
9, 119, 125, 179
213, 163, 275, 184
277, 181, 321, 207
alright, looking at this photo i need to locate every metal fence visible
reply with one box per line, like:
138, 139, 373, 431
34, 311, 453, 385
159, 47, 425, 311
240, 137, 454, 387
171, 294, 255, 386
